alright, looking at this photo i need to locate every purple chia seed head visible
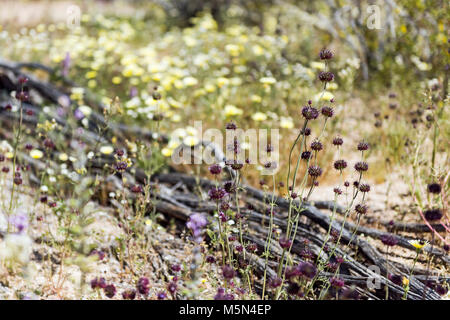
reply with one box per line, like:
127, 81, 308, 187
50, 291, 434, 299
122, 289, 136, 300
311, 140, 323, 151
380, 234, 398, 246
308, 165, 322, 178
330, 277, 345, 288
357, 141, 370, 151
209, 164, 222, 175
354, 161, 369, 172
270, 277, 282, 288
226, 122, 237, 130
355, 203, 368, 215
167, 281, 177, 294
359, 183, 371, 193
318, 71, 334, 82
321, 106, 334, 118
301, 127, 311, 136
301, 151, 312, 161
333, 137, 343, 146
297, 261, 317, 279
171, 264, 182, 272
137, 277, 150, 295
279, 237, 292, 249
319, 49, 334, 60
301, 106, 319, 120
427, 183, 441, 194
104, 284, 116, 298
388, 274, 403, 286
424, 208, 443, 222
208, 187, 227, 200
334, 159, 347, 171
222, 265, 235, 279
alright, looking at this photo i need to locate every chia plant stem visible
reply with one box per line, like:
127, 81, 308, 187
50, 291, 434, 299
8, 84, 25, 231
403, 250, 420, 300
262, 174, 276, 299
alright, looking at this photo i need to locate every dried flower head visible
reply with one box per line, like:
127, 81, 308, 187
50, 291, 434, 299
167, 281, 177, 294
208, 187, 227, 200
270, 277, 282, 288
137, 277, 150, 295
357, 141, 370, 151
424, 208, 443, 222
298, 261, 317, 279
222, 265, 235, 279
355, 203, 368, 215
279, 237, 292, 249
311, 140, 323, 151
122, 289, 136, 300
301, 127, 311, 136
354, 161, 369, 172
332, 137, 343, 146
381, 234, 398, 246
319, 48, 334, 60
301, 151, 312, 161
333, 159, 347, 171
318, 71, 334, 82
359, 183, 371, 193
330, 277, 345, 288
308, 165, 323, 178
209, 164, 222, 175
301, 106, 319, 120
104, 284, 116, 298
321, 106, 334, 118
427, 183, 441, 194
226, 122, 237, 130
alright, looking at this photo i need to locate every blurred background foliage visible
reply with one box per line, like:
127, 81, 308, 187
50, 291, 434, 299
0, 0, 448, 184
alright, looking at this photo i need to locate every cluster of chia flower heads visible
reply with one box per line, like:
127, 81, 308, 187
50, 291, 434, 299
91, 277, 116, 298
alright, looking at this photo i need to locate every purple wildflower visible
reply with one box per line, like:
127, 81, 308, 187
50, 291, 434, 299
9, 214, 28, 233
186, 213, 208, 243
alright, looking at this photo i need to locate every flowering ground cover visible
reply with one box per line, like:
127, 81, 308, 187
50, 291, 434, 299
0, 0, 448, 301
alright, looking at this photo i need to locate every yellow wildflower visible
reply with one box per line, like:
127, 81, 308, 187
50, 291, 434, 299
225, 44, 241, 57
224, 105, 243, 117
402, 277, 409, 286
99, 146, 114, 155
161, 147, 173, 157
280, 117, 294, 129
183, 76, 198, 87
30, 149, 44, 159
260, 77, 277, 85
183, 136, 199, 147
112, 76, 122, 84
251, 95, 262, 103
85, 71, 97, 79
310, 62, 326, 70
59, 153, 69, 162
251, 112, 267, 121
409, 240, 428, 250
